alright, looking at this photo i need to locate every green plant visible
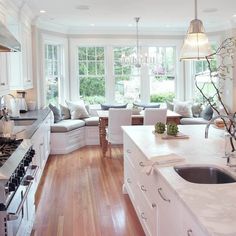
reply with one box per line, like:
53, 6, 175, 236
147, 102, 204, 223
155, 122, 166, 134
167, 123, 178, 136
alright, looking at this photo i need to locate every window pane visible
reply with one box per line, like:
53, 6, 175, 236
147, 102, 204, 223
78, 47, 87, 60
88, 47, 95, 60
96, 47, 104, 60
77, 46, 105, 104
114, 46, 140, 103
79, 62, 87, 75
115, 76, 140, 103
45, 44, 61, 106
88, 61, 96, 75
97, 62, 105, 75
149, 46, 175, 102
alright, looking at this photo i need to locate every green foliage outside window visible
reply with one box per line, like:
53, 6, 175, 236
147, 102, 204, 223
150, 92, 175, 103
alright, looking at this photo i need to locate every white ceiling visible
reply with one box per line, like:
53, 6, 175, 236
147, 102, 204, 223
13, 0, 236, 34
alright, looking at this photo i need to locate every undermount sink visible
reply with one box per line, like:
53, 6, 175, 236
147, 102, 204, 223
13, 118, 37, 126
174, 166, 236, 184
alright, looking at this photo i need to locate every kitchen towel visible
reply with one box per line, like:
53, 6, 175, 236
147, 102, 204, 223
141, 153, 185, 175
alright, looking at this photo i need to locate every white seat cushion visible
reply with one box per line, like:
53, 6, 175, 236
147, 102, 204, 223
51, 119, 85, 133
83, 117, 99, 126
180, 117, 208, 125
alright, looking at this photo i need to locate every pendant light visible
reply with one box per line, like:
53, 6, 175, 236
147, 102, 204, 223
121, 17, 155, 68
180, 0, 212, 60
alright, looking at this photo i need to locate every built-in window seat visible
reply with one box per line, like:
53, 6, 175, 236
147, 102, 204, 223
50, 117, 100, 154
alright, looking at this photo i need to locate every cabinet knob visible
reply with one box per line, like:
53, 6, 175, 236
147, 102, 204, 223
139, 162, 144, 167
158, 187, 171, 202
0, 82, 5, 86
141, 212, 147, 221
140, 185, 147, 192
151, 203, 156, 208
126, 149, 131, 154
187, 229, 193, 236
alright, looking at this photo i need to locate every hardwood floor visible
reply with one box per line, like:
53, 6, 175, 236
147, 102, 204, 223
31, 146, 145, 236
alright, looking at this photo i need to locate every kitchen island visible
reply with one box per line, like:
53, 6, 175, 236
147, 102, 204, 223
122, 125, 236, 236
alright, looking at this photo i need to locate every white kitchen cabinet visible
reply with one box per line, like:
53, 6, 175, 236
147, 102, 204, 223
31, 112, 52, 186
0, 53, 10, 95
123, 133, 158, 236
8, 23, 33, 90
156, 176, 182, 236
181, 209, 206, 236
123, 132, 208, 236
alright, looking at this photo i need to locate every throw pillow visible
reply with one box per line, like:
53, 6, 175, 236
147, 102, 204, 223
191, 103, 203, 117
200, 105, 213, 121
49, 104, 63, 123
100, 103, 128, 110
173, 100, 193, 118
66, 100, 90, 119
60, 104, 71, 119
133, 102, 160, 109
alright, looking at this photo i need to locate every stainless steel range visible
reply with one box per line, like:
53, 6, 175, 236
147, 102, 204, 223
0, 137, 36, 236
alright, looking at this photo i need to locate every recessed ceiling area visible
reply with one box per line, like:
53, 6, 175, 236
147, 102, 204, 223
13, 0, 236, 34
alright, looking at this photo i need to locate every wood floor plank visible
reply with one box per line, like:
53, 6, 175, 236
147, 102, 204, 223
31, 146, 145, 236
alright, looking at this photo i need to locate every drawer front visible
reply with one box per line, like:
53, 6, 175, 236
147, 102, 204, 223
136, 188, 157, 236
124, 158, 139, 207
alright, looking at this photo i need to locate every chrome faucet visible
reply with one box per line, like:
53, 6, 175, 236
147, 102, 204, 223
205, 114, 236, 167
0, 94, 16, 119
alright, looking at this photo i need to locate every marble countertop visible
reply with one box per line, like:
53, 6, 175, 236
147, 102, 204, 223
12, 107, 51, 139
122, 125, 236, 236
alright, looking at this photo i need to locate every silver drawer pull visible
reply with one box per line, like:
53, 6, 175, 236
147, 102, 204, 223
127, 178, 131, 184
158, 187, 171, 202
152, 203, 156, 208
187, 229, 193, 236
141, 212, 147, 221
126, 149, 131, 154
1, 82, 5, 86
140, 185, 147, 192
139, 162, 144, 167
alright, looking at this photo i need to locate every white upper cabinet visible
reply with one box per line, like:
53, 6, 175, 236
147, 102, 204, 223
8, 22, 33, 90
0, 53, 10, 95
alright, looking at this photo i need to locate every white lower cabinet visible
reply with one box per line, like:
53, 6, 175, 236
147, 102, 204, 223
31, 112, 52, 186
123, 133, 207, 236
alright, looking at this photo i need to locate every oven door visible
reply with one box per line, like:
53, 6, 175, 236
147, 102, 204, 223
6, 165, 38, 236
7, 181, 32, 236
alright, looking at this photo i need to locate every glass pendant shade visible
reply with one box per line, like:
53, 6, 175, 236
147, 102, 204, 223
180, 19, 212, 60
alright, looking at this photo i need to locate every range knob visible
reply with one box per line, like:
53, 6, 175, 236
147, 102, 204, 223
11, 177, 19, 187
23, 159, 30, 167
17, 167, 25, 177
8, 182, 15, 192
30, 149, 35, 156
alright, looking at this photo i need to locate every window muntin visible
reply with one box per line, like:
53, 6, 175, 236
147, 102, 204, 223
45, 44, 61, 106
114, 47, 140, 103
77, 47, 105, 104
149, 46, 176, 102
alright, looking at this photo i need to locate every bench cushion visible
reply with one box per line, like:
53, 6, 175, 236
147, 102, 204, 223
51, 119, 85, 133
83, 117, 99, 126
180, 117, 208, 125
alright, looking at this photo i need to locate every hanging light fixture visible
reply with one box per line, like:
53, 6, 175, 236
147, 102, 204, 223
180, 0, 212, 60
121, 17, 155, 68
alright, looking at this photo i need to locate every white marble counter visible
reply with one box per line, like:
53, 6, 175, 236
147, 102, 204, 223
122, 125, 236, 236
